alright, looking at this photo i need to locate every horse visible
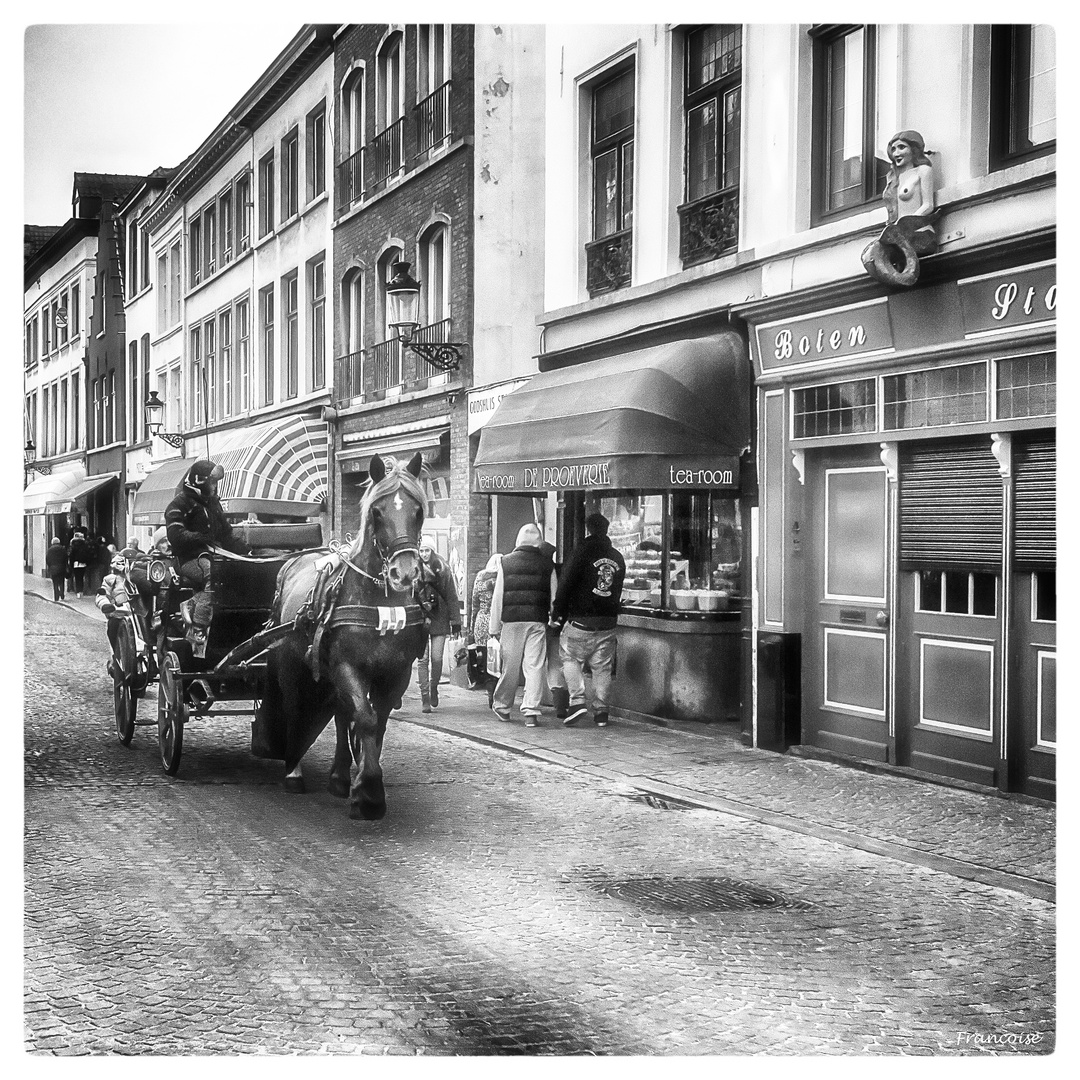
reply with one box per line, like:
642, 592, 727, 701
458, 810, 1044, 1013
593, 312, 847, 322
256, 452, 427, 819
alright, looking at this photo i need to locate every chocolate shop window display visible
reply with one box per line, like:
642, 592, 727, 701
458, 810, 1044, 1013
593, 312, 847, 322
590, 491, 742, 614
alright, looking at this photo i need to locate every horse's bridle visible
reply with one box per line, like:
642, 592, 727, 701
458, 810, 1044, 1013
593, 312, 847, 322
332, 533, 420, 597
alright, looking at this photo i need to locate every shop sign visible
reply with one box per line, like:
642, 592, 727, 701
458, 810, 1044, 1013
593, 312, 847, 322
474, 454, 739, 492
959, 263, 1056, 336
467, 378, 531, 436
755, 299, 894, 371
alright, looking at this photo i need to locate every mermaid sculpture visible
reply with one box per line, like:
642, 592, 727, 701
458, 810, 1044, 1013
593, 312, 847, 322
861, 130, 939, 287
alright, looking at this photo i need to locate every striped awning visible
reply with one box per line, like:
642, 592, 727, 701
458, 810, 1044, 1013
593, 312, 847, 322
132, 416, 328, 524
24, 463, 86, 516
45, 472, 119, 514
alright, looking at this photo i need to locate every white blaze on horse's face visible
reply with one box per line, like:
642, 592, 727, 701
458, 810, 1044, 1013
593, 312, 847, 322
393, 493, 403, 510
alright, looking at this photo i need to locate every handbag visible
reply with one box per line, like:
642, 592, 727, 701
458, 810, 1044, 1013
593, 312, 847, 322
486, 635, 503, 678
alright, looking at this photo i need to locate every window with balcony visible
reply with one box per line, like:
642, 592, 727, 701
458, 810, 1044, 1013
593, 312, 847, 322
260, 284, 275, 406
990, 24, 1056, 169
679, 24, 742, 267
308, 254, 326, 390
307, 103, 326, 203
587, 64, 635, 296
374, 248, 404, 391
338, 67, 366, 212
281, 129, 300, 220
283, 270, 298, 399
811, 25, 887, 220
259, 151, 275, 238
337, 269, 364, 401
374, 32, 405, 186
417, 24, 450, 153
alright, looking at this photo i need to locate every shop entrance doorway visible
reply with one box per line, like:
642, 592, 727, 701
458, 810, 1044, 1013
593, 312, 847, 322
803, 449, 892, 762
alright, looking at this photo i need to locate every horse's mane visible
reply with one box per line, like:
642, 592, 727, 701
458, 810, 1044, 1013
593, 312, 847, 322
350, 457, 427, 558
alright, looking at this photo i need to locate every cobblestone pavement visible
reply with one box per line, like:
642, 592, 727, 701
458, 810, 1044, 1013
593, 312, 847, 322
24, 590, 1054, 1055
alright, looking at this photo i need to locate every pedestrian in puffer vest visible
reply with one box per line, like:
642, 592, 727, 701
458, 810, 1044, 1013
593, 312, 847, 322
488, 524, 557, 726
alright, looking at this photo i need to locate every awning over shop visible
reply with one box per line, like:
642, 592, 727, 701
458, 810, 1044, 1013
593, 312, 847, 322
45, 472, 118, 515
131, 416, 329, 524
339, 418, 448, 472
473, 331, 750, 493
23, 463, 86, 516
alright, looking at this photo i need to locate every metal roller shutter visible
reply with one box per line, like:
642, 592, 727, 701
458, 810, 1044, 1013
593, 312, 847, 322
899, 438, 1002, 570
1014, 434, 1055, 569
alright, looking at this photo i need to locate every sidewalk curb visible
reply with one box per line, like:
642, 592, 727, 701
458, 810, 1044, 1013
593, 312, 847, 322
401, 714, 1055, 905
25, 589, 104, 622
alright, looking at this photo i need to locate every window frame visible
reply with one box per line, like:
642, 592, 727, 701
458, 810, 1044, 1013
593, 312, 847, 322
989, 24, 1057, 170
306, 103, 327, 203
810, 24, 883, 224
308, 254, 326, 391
258, 150, 275, 238
259, 283, 275, 407
590, 61, 636, 242
283, 270, 299, 399
281, 127, 300, 220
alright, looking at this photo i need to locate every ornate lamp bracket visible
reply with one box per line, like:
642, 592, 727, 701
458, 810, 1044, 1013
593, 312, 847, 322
404, 340, 466, 374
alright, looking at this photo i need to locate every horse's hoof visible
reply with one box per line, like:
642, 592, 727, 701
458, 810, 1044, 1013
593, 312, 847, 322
327, 774, 349, 798
283, 775, 306, 794
349, 798, 386, 821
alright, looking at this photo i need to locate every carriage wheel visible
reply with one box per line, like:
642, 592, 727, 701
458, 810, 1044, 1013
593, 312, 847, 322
112, 619, 138, 746
157, 651, 186, 776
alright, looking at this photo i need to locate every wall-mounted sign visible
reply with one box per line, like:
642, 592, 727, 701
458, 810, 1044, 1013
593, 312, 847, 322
755, 299, 894, 372
473, 454, 740, 493
959, 262, 1056, 338
467, 377, 531, 436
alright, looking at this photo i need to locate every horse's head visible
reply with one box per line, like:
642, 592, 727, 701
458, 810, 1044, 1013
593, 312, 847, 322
355, 451, 426, 594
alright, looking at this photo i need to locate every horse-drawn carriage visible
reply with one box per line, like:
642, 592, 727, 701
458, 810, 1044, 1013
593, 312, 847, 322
109, 452, 429, 819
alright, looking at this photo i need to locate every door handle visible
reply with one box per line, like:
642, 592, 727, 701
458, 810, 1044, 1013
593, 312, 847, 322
875, 610, 889, 627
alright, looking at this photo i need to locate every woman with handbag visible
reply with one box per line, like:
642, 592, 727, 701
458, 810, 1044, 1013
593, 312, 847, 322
415, 534, 461, 713
468, 553, 502, 707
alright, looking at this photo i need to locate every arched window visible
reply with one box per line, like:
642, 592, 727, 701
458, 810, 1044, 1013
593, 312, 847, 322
377, 32, 404, 131
340, 268, 364, 400
375, 248, 403, 389
339, 67, 366, 210
418, 224, 449, 331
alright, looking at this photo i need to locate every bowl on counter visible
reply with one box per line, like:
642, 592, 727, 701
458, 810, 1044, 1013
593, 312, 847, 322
622, 587, 650, 603
671, 591, 698, 611
697, 591, 728, 612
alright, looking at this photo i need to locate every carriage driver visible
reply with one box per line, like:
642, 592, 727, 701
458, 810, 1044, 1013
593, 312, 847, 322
164, 459, 246, 591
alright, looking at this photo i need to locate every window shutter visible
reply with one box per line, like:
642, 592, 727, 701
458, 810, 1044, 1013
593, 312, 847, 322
1013, 434, 1055, 569
899, 438, 1002, 570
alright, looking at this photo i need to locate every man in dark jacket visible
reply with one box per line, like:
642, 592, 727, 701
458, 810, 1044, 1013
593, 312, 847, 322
67, 529, 91, 597
549, 512, 626, 727
164, 459, 243, 588
488, 523, 557, 727
45, 538, 67, 602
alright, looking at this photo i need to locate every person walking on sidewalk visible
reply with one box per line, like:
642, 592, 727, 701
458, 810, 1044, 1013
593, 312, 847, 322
45, 538, 67, 602
550, 512, 626, 728
67, 529, 91, 598
468, 553, 502, 706
488, 524, 556, 727
415, 534, 461, 714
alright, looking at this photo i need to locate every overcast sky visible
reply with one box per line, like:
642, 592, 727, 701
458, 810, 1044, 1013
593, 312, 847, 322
24, 23, 297, 224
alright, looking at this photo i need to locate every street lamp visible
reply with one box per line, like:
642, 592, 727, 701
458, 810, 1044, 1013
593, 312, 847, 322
24, 439, 52, 476
144, 391, 185, 449
385, 262, 466, 373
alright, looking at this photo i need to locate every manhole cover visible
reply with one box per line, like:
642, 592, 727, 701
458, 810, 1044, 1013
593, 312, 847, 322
571, 870, 811, 913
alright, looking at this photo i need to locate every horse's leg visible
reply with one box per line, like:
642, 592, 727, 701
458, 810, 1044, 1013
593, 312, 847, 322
278, 640, 314, 794
332, 660, 385, 820
327, 706, 352, 798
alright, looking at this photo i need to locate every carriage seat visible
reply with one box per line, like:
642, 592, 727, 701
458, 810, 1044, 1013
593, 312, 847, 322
234, 521, 323, 553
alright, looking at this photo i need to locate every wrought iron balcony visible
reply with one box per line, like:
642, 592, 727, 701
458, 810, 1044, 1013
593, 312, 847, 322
333, 349, 365, 403
585, 229, 633, 296
370, 119, 404, 191
335, 147, 366, 214
415, 82, 451, 157
678, 187, 739, 268
368, 337, 403, 393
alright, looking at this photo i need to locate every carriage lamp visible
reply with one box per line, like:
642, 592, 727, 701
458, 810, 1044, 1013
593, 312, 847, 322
385, 262, 466, 374
24, 439, 52, 476
144, 391, 185, 449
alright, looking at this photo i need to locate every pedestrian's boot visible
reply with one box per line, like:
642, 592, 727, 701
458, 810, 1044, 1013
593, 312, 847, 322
421, 690, 432, 714
430, 684, 439, 709
551, 686, 570, 719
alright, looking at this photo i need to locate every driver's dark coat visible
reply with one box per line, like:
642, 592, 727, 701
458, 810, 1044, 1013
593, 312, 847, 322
164, 486, 238, 564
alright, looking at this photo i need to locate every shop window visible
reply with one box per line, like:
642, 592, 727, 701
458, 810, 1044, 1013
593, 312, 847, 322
996, 353, 1055, 419
917, 570, 997, 617
679, 24, 742, 266
989, 24, 1056, 170
883, 363, 987, 430
793, 378, 876, 438
1033, 570, 1055, 622
811, 24, 887, 220
592, 491, 741, 614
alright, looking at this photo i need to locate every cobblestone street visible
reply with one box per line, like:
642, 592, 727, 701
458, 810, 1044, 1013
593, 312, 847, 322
24, 592, 1054, 1055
